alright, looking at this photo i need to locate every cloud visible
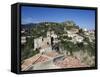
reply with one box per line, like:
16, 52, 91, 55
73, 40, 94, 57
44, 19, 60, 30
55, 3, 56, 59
22, 17, 34, 24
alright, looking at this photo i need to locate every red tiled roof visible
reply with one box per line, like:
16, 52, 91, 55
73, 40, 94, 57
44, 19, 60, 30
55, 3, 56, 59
21, 54, 49, 71
54, 56, 88, 68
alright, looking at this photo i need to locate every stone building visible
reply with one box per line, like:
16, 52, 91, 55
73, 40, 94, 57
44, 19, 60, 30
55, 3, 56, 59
34, 31, 59, 53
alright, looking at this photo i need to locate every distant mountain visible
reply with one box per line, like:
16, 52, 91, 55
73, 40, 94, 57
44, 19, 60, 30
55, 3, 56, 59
21, 21, 78, 29
21, 23, 37, 29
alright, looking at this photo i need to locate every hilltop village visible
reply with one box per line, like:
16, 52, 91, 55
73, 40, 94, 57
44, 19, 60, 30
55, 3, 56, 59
21, 21, 95, 71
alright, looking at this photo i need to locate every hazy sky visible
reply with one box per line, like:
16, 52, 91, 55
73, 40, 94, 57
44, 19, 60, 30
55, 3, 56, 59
21, 6, 95, 30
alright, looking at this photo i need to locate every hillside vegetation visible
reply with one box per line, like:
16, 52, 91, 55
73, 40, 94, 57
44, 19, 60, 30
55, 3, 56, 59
21, 21, 95, 66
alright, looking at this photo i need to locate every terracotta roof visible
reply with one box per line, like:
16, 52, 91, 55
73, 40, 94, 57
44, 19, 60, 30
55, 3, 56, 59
21, 54, 49, 71
45, 52, 59, 57
54, 56, 88, 68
